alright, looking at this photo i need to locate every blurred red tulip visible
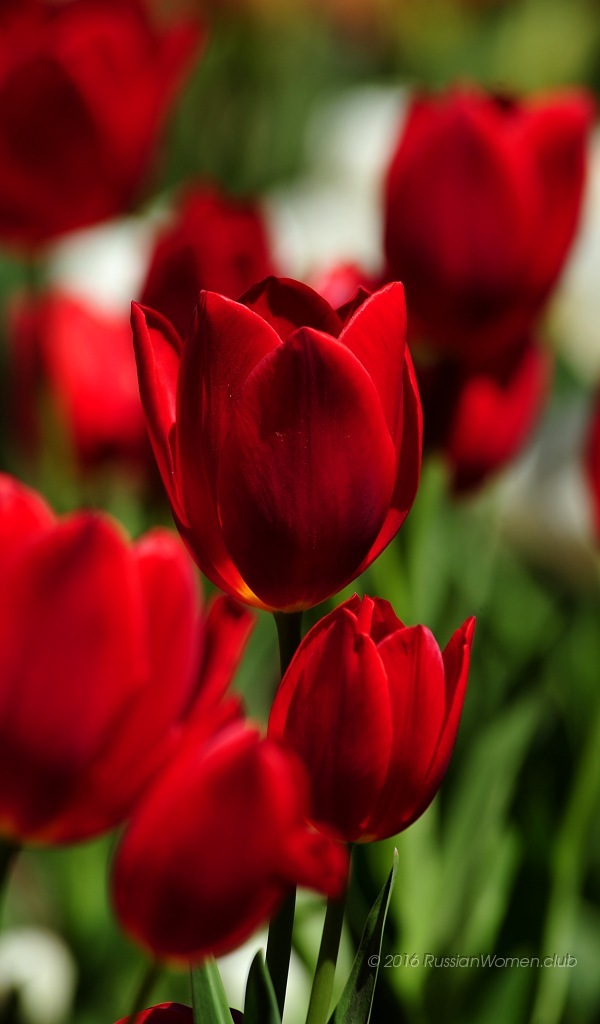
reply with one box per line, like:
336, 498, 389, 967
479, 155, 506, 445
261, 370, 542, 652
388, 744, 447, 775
141, 183, 275, 339
269, 594, 474, 843
0, 0, 203, 248
131, 276, 422, 611
420, 340, 552, 492
0, 474, 253, 844
115, 1005, 193, 1024
9, 292, 149, 468
113, 721, 348, 962
384, 87, 592, 364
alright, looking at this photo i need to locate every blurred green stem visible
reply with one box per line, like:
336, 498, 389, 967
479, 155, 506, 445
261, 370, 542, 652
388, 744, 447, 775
126, 962, 161, 1024
305, 878, 349, 1024
0, 841, 20, 919
266, 610, 304, 1018
530, 697, 600, 1024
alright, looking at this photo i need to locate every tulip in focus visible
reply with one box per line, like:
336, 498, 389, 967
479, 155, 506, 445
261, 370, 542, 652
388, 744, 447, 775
113, 722, 348, 962
269, 594, 475, 843
141, 183, 275, 339
9, 292, 148, 468
0, 474, 253, 844
0, 0, 203, 248
384, 87, 593, 363
132, 276, 422, 611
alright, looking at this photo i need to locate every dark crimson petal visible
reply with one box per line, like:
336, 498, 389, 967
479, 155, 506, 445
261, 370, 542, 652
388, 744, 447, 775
187, 595, 255, 722
131, 302, 183, 511
46, 529, 201, 842
112, 724, 347, 962
217, 329, 397, 609
367, 625, 447, 838
339, 282, 407, 441
114, 1004, 194, 1024
0, 515, 144, 842
356, 350, 423, 573
269, 608, 393, 842
176, 291, 282, 605
240, 276, 343, 341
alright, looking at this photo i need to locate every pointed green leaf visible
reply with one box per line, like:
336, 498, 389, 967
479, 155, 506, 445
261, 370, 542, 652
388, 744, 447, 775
328, 849, 398, 1024
243, 950, 281, 1024
191, 958, 232, 1024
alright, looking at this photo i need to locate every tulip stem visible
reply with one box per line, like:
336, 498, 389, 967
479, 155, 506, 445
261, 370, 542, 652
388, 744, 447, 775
305, 887, 348, 1024
0, 840, 20, 919
274, 611, 303, 677
266, 889, 296, 1019
125, 961, 161, 1024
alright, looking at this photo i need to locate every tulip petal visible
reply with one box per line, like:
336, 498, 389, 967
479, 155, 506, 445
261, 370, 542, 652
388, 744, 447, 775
0, 474, 54, 568
217, 329, 397, 609
186, 595, 255, 722
270, 609, 394, 841
358, 351, 422, 572
339, 282, 407, 441
0, 515, 144, 841
241, 276, 343, 341
369, 625, 446, 837
131, 302, 183, 512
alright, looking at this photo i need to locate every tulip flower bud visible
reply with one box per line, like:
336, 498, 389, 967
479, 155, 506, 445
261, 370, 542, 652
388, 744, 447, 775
131, 276, 422, 611
112, 723, 348, 963
0, 474, 253, 845
269, 594, 475, 843
385, 87, 593, 364
141, 184, 275, 340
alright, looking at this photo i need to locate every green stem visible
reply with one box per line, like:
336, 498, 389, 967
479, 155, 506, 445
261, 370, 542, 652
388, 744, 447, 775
274, 611, 303, 676
0, 841, 21, 919
305, 886, 348, 1024
265, 610, 304, 1018
126, 962, 161, 1024
530, 697, 600, 1024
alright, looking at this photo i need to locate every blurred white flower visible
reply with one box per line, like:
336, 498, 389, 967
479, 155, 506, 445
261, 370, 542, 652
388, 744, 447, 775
0, 927, 77, 1024
265, 85, 407, 280
551, 129, 600, 383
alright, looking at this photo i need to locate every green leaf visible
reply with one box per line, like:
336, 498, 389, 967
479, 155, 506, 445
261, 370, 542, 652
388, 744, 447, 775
243, 950, 282, 1024
328, 849, 398, 1024
191, 959, 232, 1024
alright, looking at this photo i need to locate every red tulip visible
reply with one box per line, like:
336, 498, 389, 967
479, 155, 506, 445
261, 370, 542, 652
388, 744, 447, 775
141, 183, 275, 339
269, 594, 475, 843
384, 87, 592, 364
115, 1006, 193, 1024
420, 340, 552, 492
113, 721, 348, 963
0, 474, 253, 844
0, 0, 203, 248
9, 292, 148, 467
132, 276, 422, 611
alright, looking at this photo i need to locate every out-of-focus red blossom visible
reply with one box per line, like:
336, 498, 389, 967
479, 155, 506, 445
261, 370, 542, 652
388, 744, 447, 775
114, 1003, 244, 1024
420, 340, 552, 492
112, 721, 348, 963
0, 0, 203, 249
9, 292, 149, 467
384, 87, 593, 364
583, 394, 600, 540
131, 276, 422, 611
0, 474, 253, 845
141, 183, 275, 339
311, 263, 381, 312
269, 595, 475, 844
115, 1005, 193, 1024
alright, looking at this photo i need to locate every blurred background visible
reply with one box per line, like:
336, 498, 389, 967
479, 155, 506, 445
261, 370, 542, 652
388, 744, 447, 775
2, 1, 600, 1023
